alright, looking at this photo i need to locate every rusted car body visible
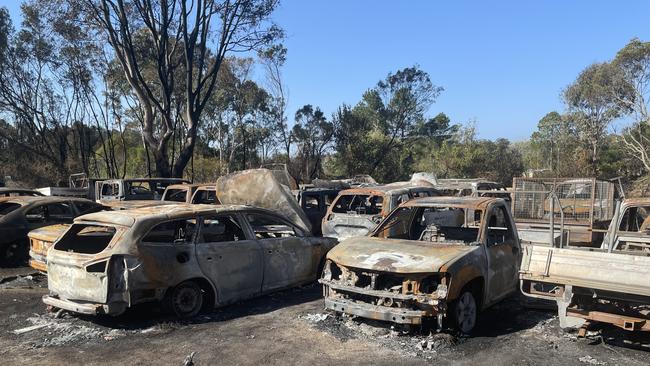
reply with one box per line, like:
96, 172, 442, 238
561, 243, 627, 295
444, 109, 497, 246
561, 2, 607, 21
43, 204, 336, 318
28, 224, 69, 272
190, 185, 219, 204
0, 196, 105, 266
320, 197, 521, 333
435, 179, 511, 202
321, 185, 441, 240
162, 184, 201, 203
520, 198, 650, 333
297, 188, 341, 236
162, 183, 219, 205
29, 202, 181, 273
95, 178, 189, 202
43, 169, 336, 318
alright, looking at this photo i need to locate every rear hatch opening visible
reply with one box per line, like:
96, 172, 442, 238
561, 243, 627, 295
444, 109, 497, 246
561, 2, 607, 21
53, 224, 117, 254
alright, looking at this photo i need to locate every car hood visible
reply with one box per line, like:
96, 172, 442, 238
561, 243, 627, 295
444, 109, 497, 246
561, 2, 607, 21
327, 236, 479, 273
216, 169, 312, 234
28, 224, 69, 242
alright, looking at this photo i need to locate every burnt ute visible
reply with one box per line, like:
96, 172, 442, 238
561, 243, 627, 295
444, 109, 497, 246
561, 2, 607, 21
320, 197, 522, 333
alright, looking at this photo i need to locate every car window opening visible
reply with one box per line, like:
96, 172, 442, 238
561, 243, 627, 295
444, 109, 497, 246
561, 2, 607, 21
54, 225, 117, 254
332, 194, 384, 215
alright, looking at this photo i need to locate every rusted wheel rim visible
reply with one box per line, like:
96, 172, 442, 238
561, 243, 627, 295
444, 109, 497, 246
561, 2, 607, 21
173, 285, 201, 316
456, 292, 477, 334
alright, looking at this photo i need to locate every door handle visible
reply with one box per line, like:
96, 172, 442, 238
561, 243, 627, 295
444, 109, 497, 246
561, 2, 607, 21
267, 250, 273, 254
206, 257, 213, 261
512, 246, 519, 255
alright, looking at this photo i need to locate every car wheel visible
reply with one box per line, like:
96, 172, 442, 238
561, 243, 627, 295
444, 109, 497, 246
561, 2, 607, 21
0, 241, 24, 267
451, 290, 478, 334
166, 281, 204, 318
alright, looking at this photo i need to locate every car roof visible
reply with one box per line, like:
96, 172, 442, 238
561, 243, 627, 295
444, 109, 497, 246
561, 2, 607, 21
165, 183, 204, 190
301, 188, 340, 193
75, 203, 277, 227
338, 184, 436, 196
401, 196, 502, 210
102, 178, 190, 183
0, 196, 94, 206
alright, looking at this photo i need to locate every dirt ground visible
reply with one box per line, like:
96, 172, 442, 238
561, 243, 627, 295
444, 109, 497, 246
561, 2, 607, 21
0, 268, 649, 366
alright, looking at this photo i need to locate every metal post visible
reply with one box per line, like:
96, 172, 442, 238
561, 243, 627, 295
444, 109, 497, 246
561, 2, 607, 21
607, 200, 621, 253
549, 194, 555, 247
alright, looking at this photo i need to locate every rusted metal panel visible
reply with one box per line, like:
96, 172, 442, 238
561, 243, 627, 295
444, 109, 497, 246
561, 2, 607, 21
520, 242, 650, 297
216, 169, 312, 234
326, 236, 479, 273
28, 224, 69, 272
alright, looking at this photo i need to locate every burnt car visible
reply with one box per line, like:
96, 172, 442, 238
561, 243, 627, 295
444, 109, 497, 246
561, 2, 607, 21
297, 188, 340, 236
322, 184, 441, 240
43, 168, 337, 318
95, 178, 190, 202
319, 197, 521, 333
162, 183, 220, 205
0, 196, 105, 266
43, 204, 337, 318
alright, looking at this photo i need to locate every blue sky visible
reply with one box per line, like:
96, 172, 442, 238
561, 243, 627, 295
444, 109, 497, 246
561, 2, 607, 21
272, 1, 650, 140
3, 1, 649, 140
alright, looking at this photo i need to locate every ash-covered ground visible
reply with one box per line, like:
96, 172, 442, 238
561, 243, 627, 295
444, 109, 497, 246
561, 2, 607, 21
0, 268, 648, 365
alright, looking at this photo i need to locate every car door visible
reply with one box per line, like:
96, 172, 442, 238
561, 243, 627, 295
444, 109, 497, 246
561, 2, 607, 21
194, 213, 263, 304
137, 218, 199, 287
483, 204, 521, 303
245, 212, 317, 292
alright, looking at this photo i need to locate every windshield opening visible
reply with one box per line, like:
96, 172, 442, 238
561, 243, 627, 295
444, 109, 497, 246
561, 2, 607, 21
163, 189, 187, 202
373, 206, 482, 244
0, 202, 21, 215
54, 224, 117, 254
331, 194, 384, 215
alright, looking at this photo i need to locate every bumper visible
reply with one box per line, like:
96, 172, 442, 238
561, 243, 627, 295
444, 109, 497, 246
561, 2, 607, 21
28, 251, 47, 272
324, 297, 429, 324
42, 295, 124, 316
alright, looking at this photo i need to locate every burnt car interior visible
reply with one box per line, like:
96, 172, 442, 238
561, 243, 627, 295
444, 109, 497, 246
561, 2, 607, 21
619, 205, 650, 232
126, 182, 155, 198
54, 225, 117, 254
486, 206, 514, 245
142, 219, 197, 243
332, 194, 384, 215
613, 205, 650, 252
200, 215, 245, 242
25, 203, 73, 223
246, 213, 298, 238
192, 189, 218, 204
164, 189, 188, 202
374, 206, 483, 244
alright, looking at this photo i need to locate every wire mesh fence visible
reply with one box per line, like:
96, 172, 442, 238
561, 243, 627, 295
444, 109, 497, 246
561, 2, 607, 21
511, 178, 616, 224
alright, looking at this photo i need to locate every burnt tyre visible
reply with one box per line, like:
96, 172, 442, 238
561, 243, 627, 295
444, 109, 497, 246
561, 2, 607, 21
0, 241, 26, 267
450, 290, 478, 334
165, 281, 204, 318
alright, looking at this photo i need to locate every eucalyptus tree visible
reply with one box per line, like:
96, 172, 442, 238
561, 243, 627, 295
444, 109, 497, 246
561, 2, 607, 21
81, 0, 281, 177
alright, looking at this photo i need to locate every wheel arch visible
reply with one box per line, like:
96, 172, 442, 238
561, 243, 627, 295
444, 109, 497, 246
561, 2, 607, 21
169, 277, 218, 310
